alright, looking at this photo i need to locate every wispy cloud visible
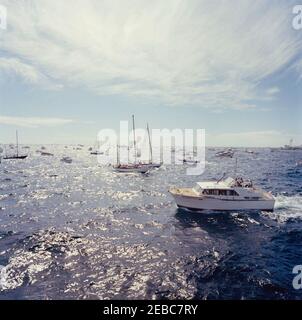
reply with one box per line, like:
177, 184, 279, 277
266, 87, 280, 96
0, 57, 63, 89
0, 0, 301, 110
0, 115, 74, 128
0, 57, 44, 83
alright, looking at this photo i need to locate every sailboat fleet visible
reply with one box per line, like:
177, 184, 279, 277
6, 118, 299, 212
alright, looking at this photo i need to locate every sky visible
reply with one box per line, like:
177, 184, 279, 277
0, 0, 301, 147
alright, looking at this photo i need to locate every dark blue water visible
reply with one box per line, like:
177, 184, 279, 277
0, 146, 301, 299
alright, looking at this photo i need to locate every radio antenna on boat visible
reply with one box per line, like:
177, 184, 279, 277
234, 157, 238, 176
217, 172, 226, 183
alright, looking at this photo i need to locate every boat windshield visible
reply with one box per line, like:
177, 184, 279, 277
224, 177, 235, 186
194, 184, 202, 193
224, 177, 253, 188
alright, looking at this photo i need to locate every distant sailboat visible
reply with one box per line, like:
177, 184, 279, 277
113, 115, 150, 173
281, 139, 302, 150
3, 131, 28, 160
182, 141, 198, 164
90, 140, 103, 155
145, 123, 161, 168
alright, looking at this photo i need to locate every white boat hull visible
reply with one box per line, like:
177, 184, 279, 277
171, 194, 274, 211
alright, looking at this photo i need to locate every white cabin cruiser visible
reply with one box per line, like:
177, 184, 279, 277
215, 148, 234, 158
169, 177, 275, 212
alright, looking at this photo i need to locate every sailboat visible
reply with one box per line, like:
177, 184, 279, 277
145, 123, 161, 168
90, 139, 103, 155
281, 139, 302, 150
113, 115, 150, 173
3, 131, 28, 160
182, 142, 198, 164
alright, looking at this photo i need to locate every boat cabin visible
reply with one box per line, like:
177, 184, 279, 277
192, 177, 260, 199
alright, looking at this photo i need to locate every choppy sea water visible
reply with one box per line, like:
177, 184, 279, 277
0, 146, 302, 300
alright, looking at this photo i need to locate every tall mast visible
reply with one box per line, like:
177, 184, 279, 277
16, 130, 19, 157
147, 123, 152, 164
132, 115, 137, 164
127, 135, 130, 164
116, 143, 120, 165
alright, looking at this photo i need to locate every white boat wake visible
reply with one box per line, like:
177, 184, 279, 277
263, 195, 302, 223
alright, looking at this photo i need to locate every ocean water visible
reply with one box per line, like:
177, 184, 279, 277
0, 146, 302, 300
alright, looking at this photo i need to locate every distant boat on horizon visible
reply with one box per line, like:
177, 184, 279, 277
61, 156, 72, 164
281, 139, 302, 151
90, 140, 104, 155
215, 148, 234, 158
3, 131, 28, 160
40, 151, 54, 156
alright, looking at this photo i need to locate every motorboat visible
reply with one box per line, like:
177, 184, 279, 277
60, 156, 72, 164
3, 154, 27, 160
215, 148, 234, 158
90, 139, 103, 155
90, 150, 103, 155
40, 151, 54, 156
169, 176, 275, 212
183, 157, 199, 164
281, 139, 302, 150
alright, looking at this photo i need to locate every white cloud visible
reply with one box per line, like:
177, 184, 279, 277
266, 87, 280, 95
0, 0, 301, 109
0, 57, 63, 89
0, 57, 42, 83
0, 115, 74, 128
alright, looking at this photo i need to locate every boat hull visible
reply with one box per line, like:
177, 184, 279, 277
171, 194, 275, 212
3, 155, 28, 160
146, 163, 161, 168
113, 166, 149, 173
